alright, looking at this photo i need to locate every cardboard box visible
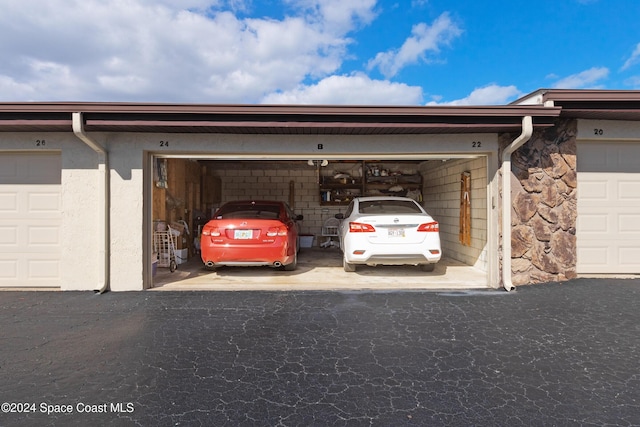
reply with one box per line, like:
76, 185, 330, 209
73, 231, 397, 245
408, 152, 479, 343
170, 221, 186, 235
170, 222, 189, 249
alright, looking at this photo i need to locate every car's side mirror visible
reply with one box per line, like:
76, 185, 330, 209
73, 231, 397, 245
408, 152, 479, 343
334, 213, 344, 219
295, 214, 304, 221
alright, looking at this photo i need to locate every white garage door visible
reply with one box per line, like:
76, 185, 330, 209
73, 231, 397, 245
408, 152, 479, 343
0, 152, 62, 287
577, 142, 640, 274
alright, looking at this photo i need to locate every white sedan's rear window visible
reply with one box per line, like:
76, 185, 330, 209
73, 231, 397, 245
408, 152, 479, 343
358, 200, 422, 214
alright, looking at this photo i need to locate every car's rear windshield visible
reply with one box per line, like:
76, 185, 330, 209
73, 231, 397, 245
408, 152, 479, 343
358, 200, 423, 214
216, 203, 281, 219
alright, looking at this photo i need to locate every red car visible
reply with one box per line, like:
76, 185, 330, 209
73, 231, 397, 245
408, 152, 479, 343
200, 200, 303, 271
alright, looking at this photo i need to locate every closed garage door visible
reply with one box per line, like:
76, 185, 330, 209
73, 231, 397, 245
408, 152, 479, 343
0, 152, 62, 287
577, 142, 640, 274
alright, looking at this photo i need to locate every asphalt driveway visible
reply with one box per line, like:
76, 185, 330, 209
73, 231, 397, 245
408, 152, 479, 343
1, 278, 639, 426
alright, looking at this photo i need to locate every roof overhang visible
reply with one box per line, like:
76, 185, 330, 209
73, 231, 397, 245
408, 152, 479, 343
0, 102, 560, 135
513, 89, 640, 121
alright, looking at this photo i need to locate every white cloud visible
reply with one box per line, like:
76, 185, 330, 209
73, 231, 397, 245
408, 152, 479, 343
0, 0, 376, 102
367, 12, 462, 79
261, 73, 423, 104
427, 84, 521, 106
552, 67, 609, 89
624, 75, 640, 89
622, 42, 640, 71
286, 0, 378, 33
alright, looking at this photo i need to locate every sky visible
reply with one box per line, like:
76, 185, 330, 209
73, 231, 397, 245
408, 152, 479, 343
1, 0, 639, 106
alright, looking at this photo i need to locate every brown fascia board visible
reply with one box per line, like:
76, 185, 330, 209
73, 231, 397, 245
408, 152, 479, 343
0, 102, 560, 132
0, 101, 558, 115
541, 89, 640, 103
541, 89, 640, 120
514, 88, 640, 104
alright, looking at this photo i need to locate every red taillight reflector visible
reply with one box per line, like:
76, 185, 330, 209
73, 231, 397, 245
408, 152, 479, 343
417, 222, 439, 232
266, 226, 287, 237
349, 222, 376, 232
353, 250, 366, 255
202, 227, 221, 237
429, 250, 441, 255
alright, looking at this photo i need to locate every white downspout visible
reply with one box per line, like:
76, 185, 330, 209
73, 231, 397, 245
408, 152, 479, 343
501, 115, 533, 291
72, 112, 110, 294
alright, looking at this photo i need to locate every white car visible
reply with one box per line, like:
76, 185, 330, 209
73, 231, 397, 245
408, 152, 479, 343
335, 196, 441, 272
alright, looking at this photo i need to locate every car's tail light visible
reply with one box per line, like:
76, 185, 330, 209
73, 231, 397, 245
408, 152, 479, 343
266, 226, 287, 237
202, 227, 221, 237
349, 222, 376, 232
417, 222, 439, 232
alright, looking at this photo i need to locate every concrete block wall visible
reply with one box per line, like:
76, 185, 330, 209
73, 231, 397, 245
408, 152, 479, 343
421, 158, 488, 270
210, 163, 345, 245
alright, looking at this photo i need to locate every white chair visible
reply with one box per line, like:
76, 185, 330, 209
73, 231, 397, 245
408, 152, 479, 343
321, 217, 341, 248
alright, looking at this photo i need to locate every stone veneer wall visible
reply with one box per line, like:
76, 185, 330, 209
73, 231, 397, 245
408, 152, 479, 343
501, 118, 579, 285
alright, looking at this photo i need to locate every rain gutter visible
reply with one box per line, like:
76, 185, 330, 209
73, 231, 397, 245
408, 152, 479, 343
72, 112, 110, 294
501, 115, 533, 291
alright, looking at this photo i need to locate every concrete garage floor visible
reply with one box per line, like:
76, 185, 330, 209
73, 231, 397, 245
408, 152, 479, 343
152, 247, 489, 290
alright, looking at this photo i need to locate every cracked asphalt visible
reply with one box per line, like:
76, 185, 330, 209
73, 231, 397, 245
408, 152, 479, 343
1, 278, 639, 426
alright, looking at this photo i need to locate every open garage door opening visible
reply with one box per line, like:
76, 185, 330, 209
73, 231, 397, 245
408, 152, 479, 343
149, 156, 489, 290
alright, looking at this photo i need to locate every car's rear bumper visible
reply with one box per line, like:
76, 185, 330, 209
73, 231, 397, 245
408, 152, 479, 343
201, 243, 294, 267
344, 245, 441, 265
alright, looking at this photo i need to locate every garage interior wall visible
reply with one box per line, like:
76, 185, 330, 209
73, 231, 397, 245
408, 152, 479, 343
208, 161, 357, 237
421, 158, 488, 271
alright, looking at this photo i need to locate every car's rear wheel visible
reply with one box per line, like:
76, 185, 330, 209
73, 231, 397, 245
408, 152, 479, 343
343, 257, 357, 272
283, 253, 297, 271
420, 263, 435, 272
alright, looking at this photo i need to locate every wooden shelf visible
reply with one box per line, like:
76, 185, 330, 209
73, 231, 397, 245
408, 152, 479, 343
319, 161, 423, 205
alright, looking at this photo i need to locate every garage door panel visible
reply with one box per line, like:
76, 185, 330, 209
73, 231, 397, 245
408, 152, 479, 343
28, 225, 61, 246
0, 257, 61, 285
0, 192, 18, 214
0, 226, 18, 246
619, 181, 640, 200
578, 246, 609, 266
619, 213, 640, 233
0, 260, 18, 278
578, 214, 609, 233
579, 180, 608, 200
28, 191, 61, 214
0, 153, 61, 287
27, 258, 60, 279
577, 142, 640, 274
620, 247, 640, 266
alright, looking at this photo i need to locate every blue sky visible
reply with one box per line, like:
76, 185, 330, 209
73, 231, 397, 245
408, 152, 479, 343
1, 0, 639, 105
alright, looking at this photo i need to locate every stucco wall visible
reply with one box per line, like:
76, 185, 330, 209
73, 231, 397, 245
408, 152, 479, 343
503, 119, 578, 285
2, 131, 499, 291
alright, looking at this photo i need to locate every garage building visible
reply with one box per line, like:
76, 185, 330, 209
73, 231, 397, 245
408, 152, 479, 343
0, 89, 638, 291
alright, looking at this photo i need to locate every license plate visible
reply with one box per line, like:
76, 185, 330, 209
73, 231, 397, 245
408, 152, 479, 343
388, 228, 405, 238
234, 229, 253, 239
